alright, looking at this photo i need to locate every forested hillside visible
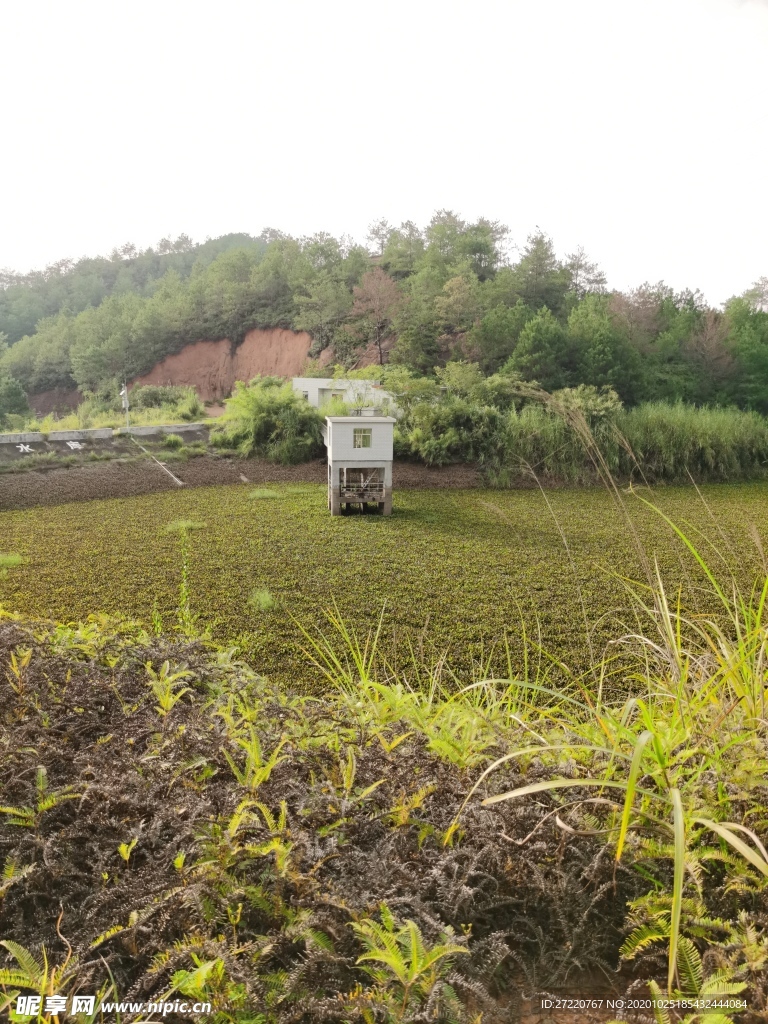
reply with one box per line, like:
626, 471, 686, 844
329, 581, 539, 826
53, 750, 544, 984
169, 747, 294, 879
1, 212, 767, 413
0, 233, 265, 346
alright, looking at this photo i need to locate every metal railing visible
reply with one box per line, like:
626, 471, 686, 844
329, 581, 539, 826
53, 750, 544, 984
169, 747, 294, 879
339, 480, 385, 499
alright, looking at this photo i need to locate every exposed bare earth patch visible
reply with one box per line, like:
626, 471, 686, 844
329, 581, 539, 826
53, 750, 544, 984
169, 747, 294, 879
132, 327, 315, 400
28, 328, 393, 410
0, 455, 482, 510
27, 386, 83, 416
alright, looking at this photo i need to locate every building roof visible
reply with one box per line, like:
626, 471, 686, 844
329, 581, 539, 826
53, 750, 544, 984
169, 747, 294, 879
292, 377, 382, 386
324, 416, 396, 424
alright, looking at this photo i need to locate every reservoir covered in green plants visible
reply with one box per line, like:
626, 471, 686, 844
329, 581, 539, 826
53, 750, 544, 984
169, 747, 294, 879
3, 481, 767, 686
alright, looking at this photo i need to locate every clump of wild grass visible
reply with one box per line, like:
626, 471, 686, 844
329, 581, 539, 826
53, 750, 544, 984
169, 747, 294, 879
0, 553, 23, 578
0, 453, 78, 474
163, 433, 184, 450
248, 588, 276, 612
162, 520, 207, 635
249, 488, 281, 500
20, 386, 205, 433
619, 401, 768, 482
163, 520, 207, 535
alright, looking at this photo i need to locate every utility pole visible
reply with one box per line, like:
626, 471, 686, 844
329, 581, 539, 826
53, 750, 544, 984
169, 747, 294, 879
120, 383, 130, 430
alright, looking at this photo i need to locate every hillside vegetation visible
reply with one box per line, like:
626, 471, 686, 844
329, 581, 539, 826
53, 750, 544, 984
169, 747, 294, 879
1, 215, 768, 422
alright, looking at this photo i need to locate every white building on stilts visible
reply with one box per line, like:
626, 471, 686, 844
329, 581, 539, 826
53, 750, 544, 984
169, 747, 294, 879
323, 414, 395, 515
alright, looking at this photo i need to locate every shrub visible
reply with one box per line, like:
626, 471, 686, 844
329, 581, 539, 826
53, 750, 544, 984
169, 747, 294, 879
162, 433, 184, 449
320, 396, 350, 417
177, 392, 205, 421
0, 375, 29, 426
84, 378, 123, 412
130, 385, 193, 409
211, 376, 324, 464
396, 397, 504, 466
0, 413, 28, 431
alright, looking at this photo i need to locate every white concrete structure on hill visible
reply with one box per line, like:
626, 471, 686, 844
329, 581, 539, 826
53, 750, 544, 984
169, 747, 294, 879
292, 377, 395, 412
323, 415, 395, 516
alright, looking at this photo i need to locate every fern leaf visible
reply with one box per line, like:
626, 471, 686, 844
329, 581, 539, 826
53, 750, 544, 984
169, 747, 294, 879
676, 937, 703, 995
379, 902, 396, 932
648, 980, 672, 1024
90, 924, 126, 949
0, 970, 36, 988
0, 940, 44, 984
620, 922, 669, 960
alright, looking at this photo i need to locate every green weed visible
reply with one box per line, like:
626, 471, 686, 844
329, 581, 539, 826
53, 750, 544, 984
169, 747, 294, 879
248, 488, 281, 500
163, 519, 207, 637
248, 588, 276, 612
350, 903, 468, 1019
0, 767, 80, 832
145, 659, 194, 715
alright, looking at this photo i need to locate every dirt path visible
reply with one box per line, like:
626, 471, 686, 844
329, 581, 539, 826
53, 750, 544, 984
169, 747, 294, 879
0, 455, 482, 510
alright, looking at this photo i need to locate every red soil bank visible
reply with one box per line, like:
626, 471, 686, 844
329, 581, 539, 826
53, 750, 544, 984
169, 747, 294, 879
27, 328, 392, 411
132, 328, 315, 400
132, 327, 391, 400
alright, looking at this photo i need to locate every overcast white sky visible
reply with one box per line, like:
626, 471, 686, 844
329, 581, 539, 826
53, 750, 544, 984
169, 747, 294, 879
1, 0, 766, 305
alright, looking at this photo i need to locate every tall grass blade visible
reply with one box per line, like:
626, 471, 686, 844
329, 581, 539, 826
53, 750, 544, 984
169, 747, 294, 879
693, 818, 768, 877
481, 777, 650, 806
669, 788, 685, 994
616, 729, 653, 862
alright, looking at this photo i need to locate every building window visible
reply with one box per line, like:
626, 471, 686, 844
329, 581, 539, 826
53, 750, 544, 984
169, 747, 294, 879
331, 391, 344, 400
353, 427, 372, 449
301, 391, 309, 400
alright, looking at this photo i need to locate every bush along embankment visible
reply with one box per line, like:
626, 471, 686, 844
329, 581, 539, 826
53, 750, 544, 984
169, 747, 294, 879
209, 377, 325, 464
386, 368, 768, 485
200, 370, 768, 485
16, 383, 208, 434
1, 511, 768, 1023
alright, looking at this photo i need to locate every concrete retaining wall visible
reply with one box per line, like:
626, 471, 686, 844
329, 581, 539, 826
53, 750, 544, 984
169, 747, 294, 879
0, 423, 209, 444
116, 423, 207, 436
48, 428, 114, 441
157, 422, 207, 433
0, 432, 45, 443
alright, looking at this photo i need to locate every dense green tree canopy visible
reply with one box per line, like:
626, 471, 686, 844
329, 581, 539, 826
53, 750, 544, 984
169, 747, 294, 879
507, 308, 569, 391
0, 374, 29, 424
